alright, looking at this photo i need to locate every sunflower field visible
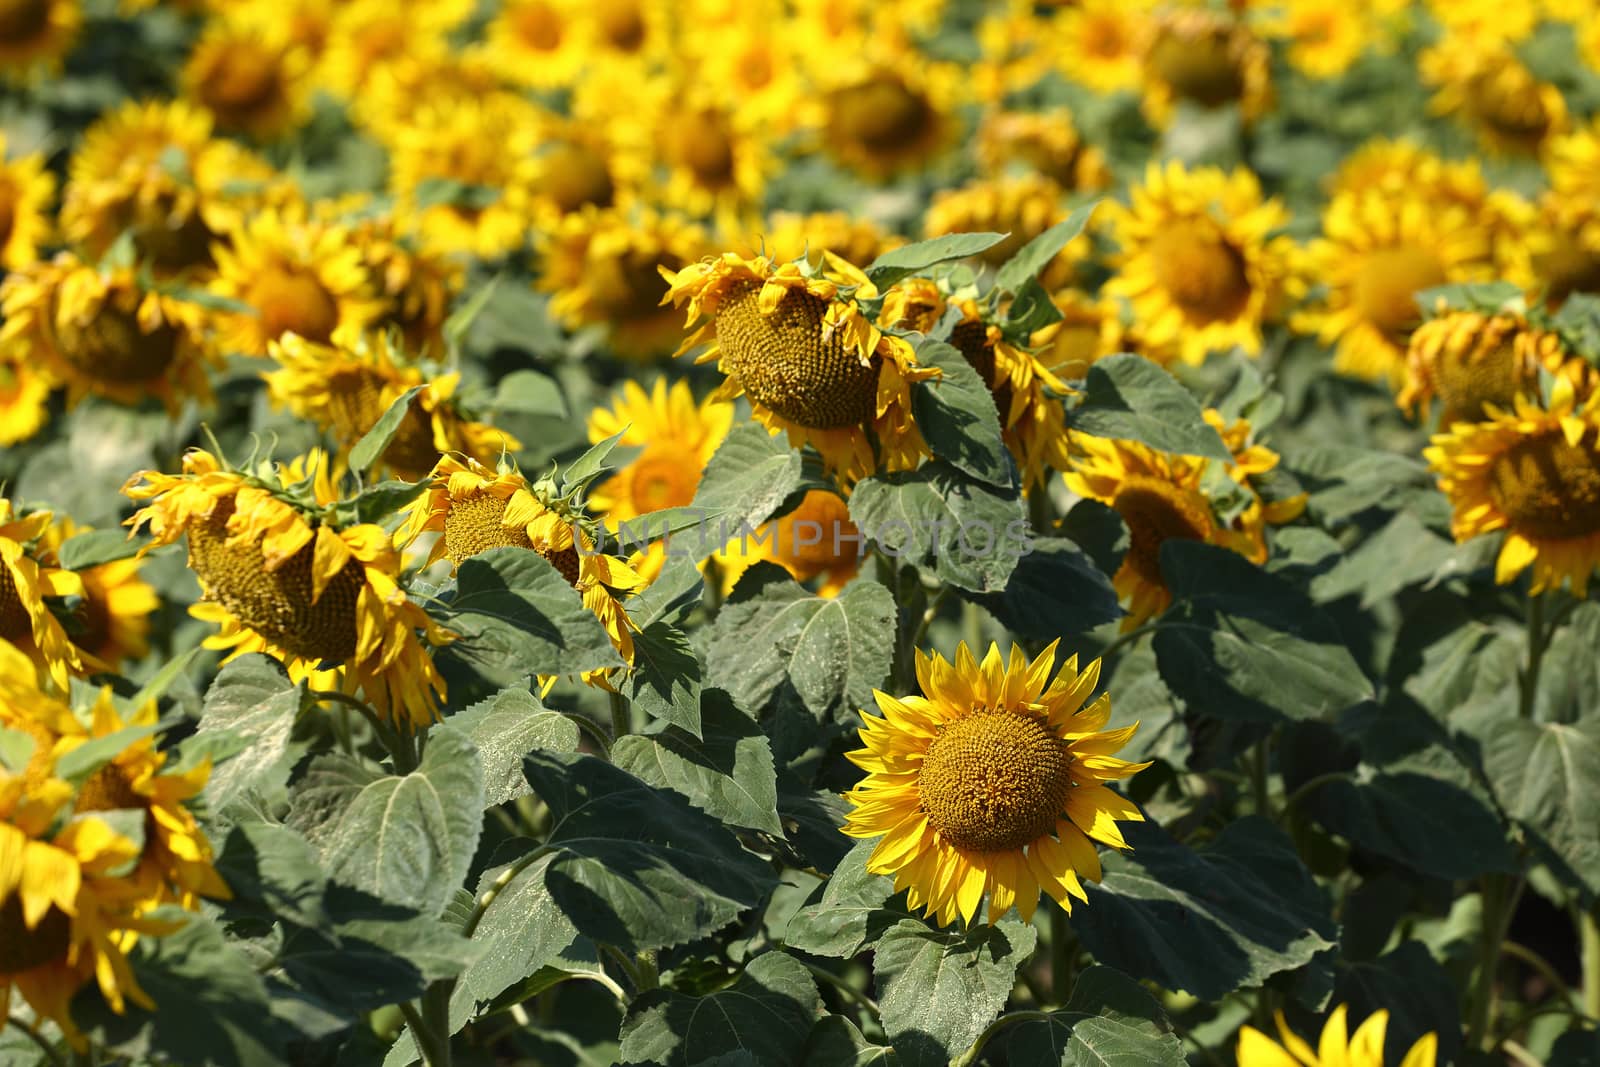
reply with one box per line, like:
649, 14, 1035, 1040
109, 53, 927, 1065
5, 0, 1600, 1065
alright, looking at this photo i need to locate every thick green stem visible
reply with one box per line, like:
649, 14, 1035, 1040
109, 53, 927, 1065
1466, 874, 1526, 1051
6, 1015, 66, 1067
608, 690, 631, 741
1581, 903, 1600, 1022
1050, 905, 1075, 1004
1098, 619, 1160, 661
319, 691, 417, 772
1278, 771, 1355, 823
951, 1011, 1051, 1067
796, 960, 880, 1018
398, 1001, 449, 1067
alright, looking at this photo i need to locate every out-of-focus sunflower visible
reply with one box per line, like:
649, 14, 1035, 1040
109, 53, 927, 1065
924, 174, 1089, 289
1399, 310, 1580, 427
1049, 0, 1146, 95
586, 0, 668, 67
124, 450, 452, 730
642, 85, 774, 225
336, 206, 464, 358
1139, 7, 1272, 127
0, 353, 51, 447
975, 110, 1111, 192
587, 379, 733, 580
180, 16, 311, 142
817, 51, 963, 181
739, 211, 903, 270
1031, 290, 1132, 379
0, 0, 79, 79
264, 332, 518, 482
663, 251, 941, 482
1425, 0, 1536, 46
1420, 37, 1566, 156
350, 45, 512, 142
38, 515, 160, 671
525, 115, 638, 225
0, 252, 217, 410
1531, 119, 1600, 305
1425, 373, 1600, 596
688, 18, 811, 134
0, 500, 94, 690
538, 207, 708, 360
0, 133, 52, 271
1237, 1004, 1437, 1067
209, 208, 382, 354
1102, 161, 1298, 367
1064, 412, 1302, 626
972, 3, 1055, 104
315, 0, 470, 100
484, 0, 590, 90
395, 455, 646, 678
1256, 0, 1370, 80
716, 489, 863, 597
239, 0, 334, 59
843, 639, 1150, 927
1295, 190, 1493, 385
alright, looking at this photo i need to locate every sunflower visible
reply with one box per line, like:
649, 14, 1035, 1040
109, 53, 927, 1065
209, 208, 382, 354
339, 207, 464, 359
180, 16, 311, 142
537, 207, 709, 360
0, 353, 51, 447
394, 454, 645, 678
586, 379, 733, 580
1064, 411, 1302, 626
971, 4, 1055, 104
716, 489, 864, 597
484, 0, 590, 91
687, 17, 811, 135
662, 251, 941, 482
348, 44, 513, 143
1420, 37, 1566, 156
975, 110, 1111, 192
1399, 311, 1582, 427
647, 85, 774, 225
1257, 0, 1370, 81
0, 133, 52, 271
1532, 119, 1600, 305
585, 0, 668, 68
1295, 190, 1493, 385
1048, 0, 1147, 95
313, 0, 471, 100
1425, 373, 1600, 596
740, 211, 903, 271
38, 515, 160, 671
123, 449, 452, 730
264, 332, 518, 482
843, 640, 1150, 927
1139, 6, 1272, 128
525, 114, 639, 225
1425, 0, 1536, 46
924, 174, 1089, 289
0, 500, 95, 690
1102, 161, 1298, 367
0, 252, 218, 410
0, 0, 79, 79
817, 51, 963, 181
1237, 1005, 1437, 1067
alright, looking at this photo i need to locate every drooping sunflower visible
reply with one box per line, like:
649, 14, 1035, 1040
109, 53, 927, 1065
0, 133, 53, 271
0, 500, 94, 690
0, 252, 218, 410
1048, 0, 1147, 95
394, 455, 646, 678
662, 251, 941, 482
1295, 190, 1494, 385
1102, 161, 1299, 367
816, 50, 963, 181
1237, 1005, 1437, 1067
0, 0, 79, 79
716, 489, 864, 597
1420, 36, 1566, 156
1064, 411, 1303, 626
586, 379, 733, 580
843, 640, 1150, 927
38, 515, 160, 671
537, 207, 709, 360
209, 208, 382, 354
1138, 6, 1272, 128
739, 211, 903, 271
0, 352, 52, 447
1399, 310, 1582, 427
339, 206, 465, 358
1425, 373, 1600, 596
123, 449, 452, 730
924, 174, 1090, 289
974, 110, 1111, 192
180, 15, 311, 142
264, 332, 518, 482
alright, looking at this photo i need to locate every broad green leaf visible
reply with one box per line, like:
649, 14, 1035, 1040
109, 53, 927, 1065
444, 547, 626, 675
626, 554, 706, 629
619, 952, 821, 1067
1283, 445, 1433, 525
690, 421, 804, 536
787, 579, 896, 719
1310, 510, 1460, 607
1073, 817, 1337, 1000
214, 822, 331, 931
995, 203, 1098, 294
54, 724, 162, 786
58, 527, 146, 570
783, 840, 911, 958
342, 479, 429, 526
627, 619, 704, 735
562, 427, 626, 494
522, 750, 778, 952
447, 686, 579, 808
802, 1016, 900, 1066
910, 340, 1014, 489
1154, 541, 1374, 723
492, 368, 567, 417
873, 918, 1038, 1067
613, 691, 782, 834
126, 646, 201, 710
1000, 965, 1186, 1067
288, 726, 485, 918
975, 537, 1123, 637
198, 655, 312, 811
1552, 292, 1600, 362
1002, 276, 1065, 337
443, 273, 502, 352
348, 385, 426, 473
0, 727, 33, 774
1066, 355, 1231, 460
866, 233, 1008, 289
848, 461, 1029, 592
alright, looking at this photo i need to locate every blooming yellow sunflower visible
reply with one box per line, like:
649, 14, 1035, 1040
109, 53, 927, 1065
124, 449, 452, 730
716, 489, 864, 597
484, 0, 589, 90
264, 332, 518, 482
1425, 0, 1536, 46
1295, 190, 1493, 385
314, 0, 471, 101
1399, 310, 1583, 428
0, 500, 95, 690
843, 640, 1150, 927
1064, 411, 1303, 626
645, 84, 774, 225
1420, 37, 1566, 156
662, 251, 941, 482
1138, 6, 1272, 128
1257, 0, 1371, 80
1425, 373, 1600, 596
524, 114, 640, 225
180, 15, 311, 142
38, 515, 160, 671
394, 454, 646, 680
975, 110, 1111, 192
971, 3, 1056, 105
1237, 1005, 1437, 1067
1531, 119, 1600, 304
816, 50, 963, 181
585, 0, 669, 68
0, 352, 51, 447
1047, 0, 1146, 95
0, 133, 52, 271
739, 211, 903, 271
348, 43, 513, 143
924, 174, 1089, 290
209, 208, 382, 354
586, 379, 734, 580
538, 207, 709, 361
0, 251, 218, 410
687, 17, 812, 135
0, 0, 79, 79
1102, 161, 1299, 367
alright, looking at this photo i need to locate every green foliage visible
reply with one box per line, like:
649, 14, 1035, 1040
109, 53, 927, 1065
1067, 355, 1231, 460
849, 461, 1027, 592
999, 967, 1187, 1067
618, 952, 822, 1066
910, 340, 1013, 489
866, 234, 1009, 289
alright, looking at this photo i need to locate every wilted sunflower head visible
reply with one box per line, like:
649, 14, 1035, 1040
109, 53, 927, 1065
0, 499, 96, 690
1399, 310, 1580, 427
844, 639, 1150, 927
124, 448, 451, 729
336, 207, 464, 358
0, 0, 80, 79
1425, 373, 1600, 597
1237, 1004, 1438, 1067
1139, 7, 1272, 126
663, 251, 940, 481
181, 15, 311, 141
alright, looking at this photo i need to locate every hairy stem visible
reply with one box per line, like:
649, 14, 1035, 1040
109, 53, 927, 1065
1466, 873, 1526, 1051
398, 1001, 449, 1067
6, 1015, 66, 1067
608, 690, 631, 741
796, 960, 880, 1019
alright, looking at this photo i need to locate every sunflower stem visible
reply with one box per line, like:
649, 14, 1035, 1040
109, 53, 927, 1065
796, 960, 880, 1019
5, 1015, 65, 1067
398, 1000, 449, 1067
608, 690, 632, 740
1465, 872, 1526, 1051
1049, 905, 1076, 1004
1581, 902, 1600, 1022
1518, 593, 1547, 719
950, 1010, 1051, 1067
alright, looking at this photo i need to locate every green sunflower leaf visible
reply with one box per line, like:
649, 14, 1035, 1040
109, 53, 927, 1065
690, 421, 805, 537
618, 951, 821, 1067
910, 339, 1014, 489
446, 685, 579, 808
1066, 354, 1232, 460
561, 427, 627, 494
865, 232, 1009, 289
625, 619, 704, 736
783, 839, 911, 958
196, 654, 312, 814
995, 201, 1098, 295
490, 368, 567, 417
974, 537, 1123, 637
348, 385, 426, 474
57, 527, 148, 570
998, 965, 1187, 1067
801, 1016, 901, 1067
